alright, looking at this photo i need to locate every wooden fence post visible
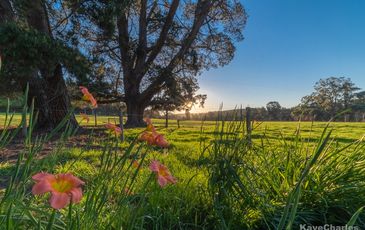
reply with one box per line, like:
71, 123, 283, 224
246, 107, 252, 145
21, 113, 27, 137
94, 110, 97, 127
119, 108, 125, 142
240, 106, 243, 121
165, 109, 169, 128
345, 114, 350, 122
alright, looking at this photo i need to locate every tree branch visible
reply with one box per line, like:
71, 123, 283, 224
96, 93, 125, 104
141, 0, 214, 103
117, 12, 132, 81
134, 0, 148, 72
0, 0, 15, 23
139, 0, 180, 78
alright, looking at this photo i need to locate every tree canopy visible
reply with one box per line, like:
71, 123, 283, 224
296, 77, 363, 121
0, 0, 93, 129
58, 0, 247, 126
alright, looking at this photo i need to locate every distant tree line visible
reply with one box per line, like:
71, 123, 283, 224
293, 77, 365, 121
165, 77, 365, 122
2, 74, 364, 123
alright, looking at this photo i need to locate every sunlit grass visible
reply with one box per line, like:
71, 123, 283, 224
1, 114, 364, 143
1, 106, 365, 229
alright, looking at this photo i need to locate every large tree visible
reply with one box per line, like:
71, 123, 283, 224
62, 0, 247, 127
0, 0, 89, 129
266, 101, 282, 121
298, 77, 360, 120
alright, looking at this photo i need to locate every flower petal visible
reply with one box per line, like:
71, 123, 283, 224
69, 187, 83, 203
147, 134, 157, 145
149, 160, 160, 172
166, 175, 177, 184
32, 180, 52, 195
89, 97, 98, 108
49, 192, 70, 209
32, 173, 55, 182
62, 173, 85, 186
157, 175, 168, 187
154, 134, 169, 148
79, 86, 89, 95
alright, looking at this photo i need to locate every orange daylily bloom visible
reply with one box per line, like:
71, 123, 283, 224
139, 131, 169, 148
145, 118, 156, 132
138, 119, 169, 148
149, 160, 176, 187
80, 113, 90, 123
105, 123, 122, 136
132, 160, 140, 168
139, 131, 156, 145
32, 172, 85, 210
154, 134, 169, 148
79, 86, 97, 108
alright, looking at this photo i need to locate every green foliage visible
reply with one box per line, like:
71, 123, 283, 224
297, 77, 362, 121
1, 98, 365, 229
0, 96, 22, 108
204, 119, 365, 229
56, 0, 247, 121
151, 77, 207, 115
0, 23, 90, 94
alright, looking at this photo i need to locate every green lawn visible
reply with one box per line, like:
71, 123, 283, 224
1, 113, 364, 142
1, 115, 365, 229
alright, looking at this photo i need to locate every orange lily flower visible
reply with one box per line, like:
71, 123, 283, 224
138, 119, 169, 148
132, 160, 140, 168
80, 113, 90, 123
79, 86, 98, 108
154, 134, 169, 148
105, 123, 122, 136
32, 172, 85, 210
139, 131, 156, 145
149, 160, 176, 187
145, 118, 156, 132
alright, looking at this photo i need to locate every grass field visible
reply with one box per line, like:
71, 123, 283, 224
1, 113, 364, 143
1, 113, 365, 229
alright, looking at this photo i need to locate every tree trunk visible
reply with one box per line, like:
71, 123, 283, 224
124, 71, 146, 127
125, 100, 146, 127
27, 66, 77, 130
25, 0, 78, 130
185, 109, 191, 120
28, 73, 52, 128
0, 0, 15, 22
165, 108, 168, 128
44, 64, 78, 129
1, 0, 77, 130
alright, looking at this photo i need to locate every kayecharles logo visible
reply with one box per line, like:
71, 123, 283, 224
299, 224, 361, 230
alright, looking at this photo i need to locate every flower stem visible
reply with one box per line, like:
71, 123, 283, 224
46, 209, 57, 230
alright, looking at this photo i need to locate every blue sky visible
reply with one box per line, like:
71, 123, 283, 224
194, 0, 365, 112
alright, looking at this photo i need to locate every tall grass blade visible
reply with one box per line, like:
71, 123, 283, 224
347, 207, 364, 226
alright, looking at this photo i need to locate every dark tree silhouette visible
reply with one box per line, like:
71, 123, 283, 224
62, 0, 247, 127
0, 0, 89, 129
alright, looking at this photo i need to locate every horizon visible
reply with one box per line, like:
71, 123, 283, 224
192, 0, 365, 113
